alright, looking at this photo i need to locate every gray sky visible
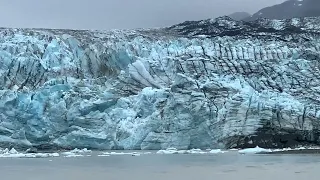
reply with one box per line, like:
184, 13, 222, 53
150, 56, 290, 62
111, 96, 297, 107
0, 0, 286, 30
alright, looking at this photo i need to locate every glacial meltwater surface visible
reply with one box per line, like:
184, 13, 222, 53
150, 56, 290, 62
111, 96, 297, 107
0, 151, 319, 180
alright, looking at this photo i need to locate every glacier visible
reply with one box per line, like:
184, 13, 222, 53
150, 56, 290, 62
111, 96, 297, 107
0, 16, 320, 150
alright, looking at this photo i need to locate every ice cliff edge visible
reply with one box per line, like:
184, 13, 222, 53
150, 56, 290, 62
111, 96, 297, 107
0, 16, 320, 150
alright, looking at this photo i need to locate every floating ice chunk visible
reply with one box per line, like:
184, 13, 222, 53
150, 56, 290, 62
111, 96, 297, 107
62, 148, 91, 157
62, 152, 75, 156
238, 146, 272, 154
69, 148, 92, 153
157, 148, 209, 155
50, 153, 60, 157
186, 149, 207, 154
157, 148, 179, 154
307, 147, 320, 150
273, 147, 315, 152
37, 153, 59, 158
229, 148, 239, 151
209, 149, 226, 154
25, 153, 60, 158
98, 154, 110, 157
0, 153, 25, 158
273, 147, 293, 152
0, 148, 59, 158
65, 154, 84, 158
132, 153, 141, 156
273, 149, 284, 152
103, 152, 129, 155
177, 150, 188, 154
101, 152, 141, 156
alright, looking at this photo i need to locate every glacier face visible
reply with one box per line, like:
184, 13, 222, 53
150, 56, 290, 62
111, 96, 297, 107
0, 17, 320, 150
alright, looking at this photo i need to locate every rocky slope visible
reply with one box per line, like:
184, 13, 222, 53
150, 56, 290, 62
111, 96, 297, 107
228, 12, 251, 21
245, 0, 320, 21
0, 16, 320, 150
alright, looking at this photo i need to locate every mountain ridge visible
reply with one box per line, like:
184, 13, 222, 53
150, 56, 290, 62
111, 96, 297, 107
245, 0, 320, 21
227, 12, 251, 21
167, 16, 320, 37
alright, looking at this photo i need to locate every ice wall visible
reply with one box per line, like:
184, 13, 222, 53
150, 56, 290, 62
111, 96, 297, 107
0, 17, 320, 150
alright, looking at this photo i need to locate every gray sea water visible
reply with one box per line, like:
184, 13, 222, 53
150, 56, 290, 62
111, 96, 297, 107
0, 151, 319, 180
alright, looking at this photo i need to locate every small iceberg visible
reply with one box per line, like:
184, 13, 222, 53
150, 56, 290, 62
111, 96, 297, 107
101, 152, 142, 156
0, 148, 59, 158
272, 146, 320, 152
98, 154, 111, 157
62, 148, 92, 157
238, 146, 272, 154
185, 149, 207, 154
209, 149, 226, 154
156, 148, 182, 154
156, 148, 213, 155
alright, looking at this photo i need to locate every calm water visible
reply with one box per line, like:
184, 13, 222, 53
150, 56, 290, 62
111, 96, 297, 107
0, 151, 320, 180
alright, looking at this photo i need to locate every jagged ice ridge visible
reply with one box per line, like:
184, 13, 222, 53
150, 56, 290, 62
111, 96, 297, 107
0, 16, 320, 150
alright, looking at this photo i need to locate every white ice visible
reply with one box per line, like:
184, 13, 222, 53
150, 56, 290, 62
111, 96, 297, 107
156, 148, 219, 154
273, 146, 320, 152
98, 154, 111, 157
0, 148, 59, 158
238, 146, 272, 154
209, 149, 226, 154
62, 148, 92, 157
101, 152, 142, 156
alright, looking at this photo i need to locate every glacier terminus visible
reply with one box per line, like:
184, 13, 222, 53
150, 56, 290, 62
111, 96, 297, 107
0, 16, 320, 151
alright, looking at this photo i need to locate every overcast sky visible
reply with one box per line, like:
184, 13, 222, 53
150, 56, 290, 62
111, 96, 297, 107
0, 0, 286, 30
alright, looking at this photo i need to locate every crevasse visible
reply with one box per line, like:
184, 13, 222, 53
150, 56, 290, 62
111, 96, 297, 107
0, 17, 320, 150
